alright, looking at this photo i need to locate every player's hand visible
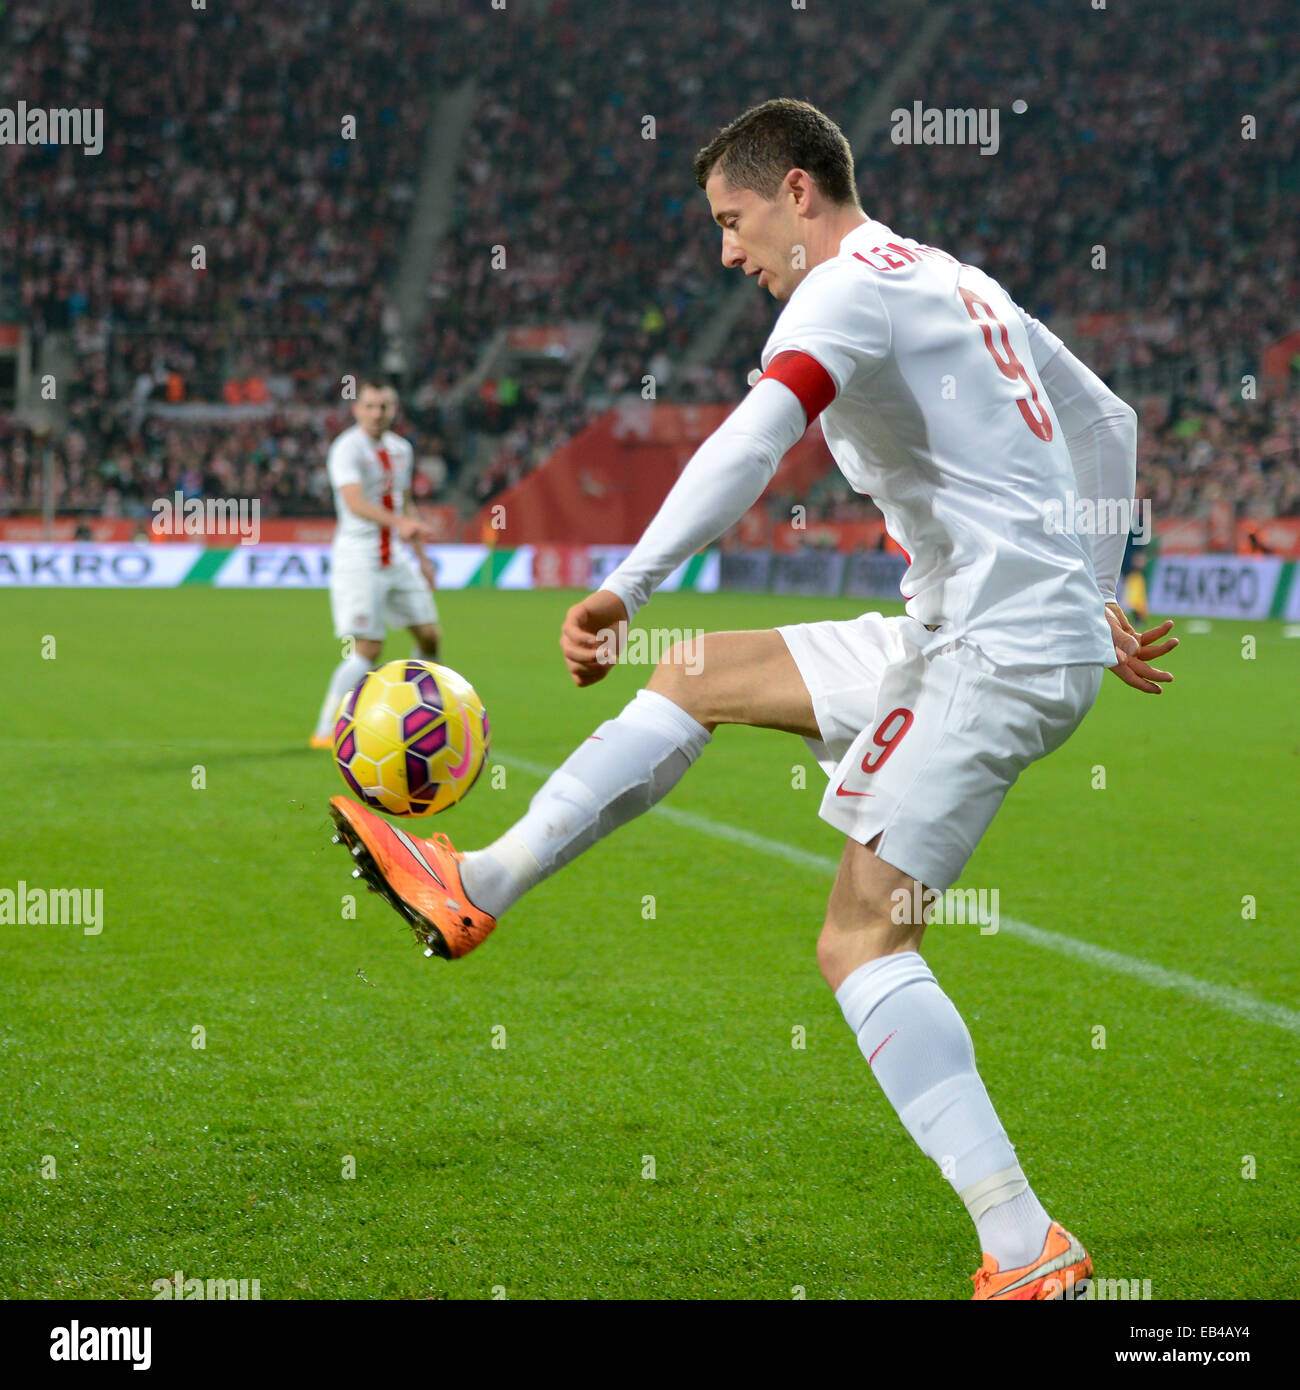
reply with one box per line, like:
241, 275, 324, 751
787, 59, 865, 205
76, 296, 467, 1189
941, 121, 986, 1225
397, 515, 435, 543
1105, 603, 1178, 694
560, 590, 628, 687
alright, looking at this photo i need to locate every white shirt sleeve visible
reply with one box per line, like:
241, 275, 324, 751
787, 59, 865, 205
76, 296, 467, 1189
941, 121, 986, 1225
601, 377, 809, 621
393, 436, 414, 503
1019, 308, 1137, 604
327, 434, 364, 490
760, 257, 892, 395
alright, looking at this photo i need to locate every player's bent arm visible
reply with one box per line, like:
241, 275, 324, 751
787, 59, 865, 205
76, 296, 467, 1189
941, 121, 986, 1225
601, 376, 809, 620
339, 481, 403, 530
1019, 309, 1137, 603
404, 495, 437, 579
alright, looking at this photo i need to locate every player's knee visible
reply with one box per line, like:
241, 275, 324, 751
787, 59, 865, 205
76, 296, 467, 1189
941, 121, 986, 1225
354, 638, 383, 662
646, 644, 711, 725
816, 907, 921, 992
415, 624, 441, 658
816, 918, 864, 990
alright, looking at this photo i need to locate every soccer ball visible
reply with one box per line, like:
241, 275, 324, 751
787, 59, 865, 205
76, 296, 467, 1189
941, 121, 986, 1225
333, 659, 489, 816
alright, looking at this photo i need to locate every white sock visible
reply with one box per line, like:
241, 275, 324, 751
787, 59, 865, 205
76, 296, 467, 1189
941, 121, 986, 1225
836, 952, 1052, 1269
971, 1186, 1054, 1269
314, 652, 374, 739
460, 688, 711, 918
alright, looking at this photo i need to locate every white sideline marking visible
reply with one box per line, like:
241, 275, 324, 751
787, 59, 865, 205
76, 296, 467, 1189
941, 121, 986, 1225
496, 753, 1300, 1038
995, 918, 1300, 1037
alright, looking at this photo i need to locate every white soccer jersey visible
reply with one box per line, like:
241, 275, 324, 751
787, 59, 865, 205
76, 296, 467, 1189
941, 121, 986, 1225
327, 424, 415, 567
757, 219, 1116, 669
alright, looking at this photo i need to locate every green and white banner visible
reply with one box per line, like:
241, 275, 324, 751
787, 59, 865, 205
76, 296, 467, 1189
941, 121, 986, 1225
0, 544, 204, 586
587, 546, 719, 593
0, 542, 721, 592
1280, 563, 1300, 622
1, 543, 1286, 615
209, 544, 492, 589
1148, 555, 1288, 619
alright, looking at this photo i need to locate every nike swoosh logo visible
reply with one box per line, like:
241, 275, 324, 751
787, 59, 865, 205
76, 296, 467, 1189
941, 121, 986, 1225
997, 1238, 1088, 1296
390, 826, 447, 887
835, 783, 874, 798
867, 1030, 897, 1066
447, 738, 477, 780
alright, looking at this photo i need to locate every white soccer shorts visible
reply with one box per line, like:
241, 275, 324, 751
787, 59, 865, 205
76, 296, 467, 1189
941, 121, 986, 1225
777, 612, 1104, 890
330, 554, 438, 642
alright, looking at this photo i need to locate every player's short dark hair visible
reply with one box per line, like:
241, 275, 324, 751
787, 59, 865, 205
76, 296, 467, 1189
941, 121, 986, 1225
693, 98, 860, 207
358, 375, 395, 395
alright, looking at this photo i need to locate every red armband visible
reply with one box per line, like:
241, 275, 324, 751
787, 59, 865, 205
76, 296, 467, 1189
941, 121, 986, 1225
760, 350, 837, 423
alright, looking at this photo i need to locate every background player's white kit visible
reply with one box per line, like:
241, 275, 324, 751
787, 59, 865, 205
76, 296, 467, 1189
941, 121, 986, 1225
311, 417, 440, 744
327, 424, 437, 643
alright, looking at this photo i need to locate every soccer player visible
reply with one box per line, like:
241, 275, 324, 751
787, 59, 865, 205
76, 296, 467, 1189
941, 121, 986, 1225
310, 379, 442, 748
327, 101, 1178, 1298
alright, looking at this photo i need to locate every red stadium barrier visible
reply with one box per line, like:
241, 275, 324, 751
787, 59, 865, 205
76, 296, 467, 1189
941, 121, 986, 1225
1236, 517, 1300, 558
1263, 331, 1300, 391
1152, 518, 1209, 553
470, 400, 837, 545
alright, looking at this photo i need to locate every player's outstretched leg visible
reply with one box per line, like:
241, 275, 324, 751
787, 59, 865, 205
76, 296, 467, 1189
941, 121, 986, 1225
326, 629, 816, 960
312, 638, 381, 748
461, 687, 712, 912
822, 838, 1092, 1300
328, 685, 710, 959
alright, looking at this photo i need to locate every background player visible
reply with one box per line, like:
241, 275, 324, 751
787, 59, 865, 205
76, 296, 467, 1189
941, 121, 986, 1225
310, 379, 442, 748
1120, 524, 1152, 626
328, 101, 1177, 1298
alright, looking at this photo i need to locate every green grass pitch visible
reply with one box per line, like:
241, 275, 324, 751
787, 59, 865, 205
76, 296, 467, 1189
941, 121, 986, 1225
0, 586, 1296, 1299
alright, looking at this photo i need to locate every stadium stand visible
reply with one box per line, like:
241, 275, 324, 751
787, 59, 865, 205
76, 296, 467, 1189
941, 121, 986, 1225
0, 0, 1295, 537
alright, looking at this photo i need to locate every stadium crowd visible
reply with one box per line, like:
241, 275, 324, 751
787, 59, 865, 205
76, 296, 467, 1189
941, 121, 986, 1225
1, 0, 1296, 524
6, 379, 1297, 528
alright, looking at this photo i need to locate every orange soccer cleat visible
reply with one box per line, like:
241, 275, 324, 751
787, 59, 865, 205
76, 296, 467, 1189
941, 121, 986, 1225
971, 1222, 1093, 1301
328, 796, 498, 960
309, 734, 334, 750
